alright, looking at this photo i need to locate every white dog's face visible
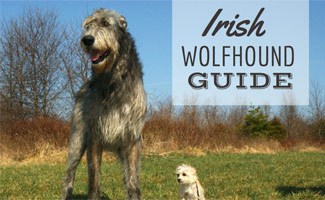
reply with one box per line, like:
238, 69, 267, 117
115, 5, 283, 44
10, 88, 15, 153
176, 164, 198, 185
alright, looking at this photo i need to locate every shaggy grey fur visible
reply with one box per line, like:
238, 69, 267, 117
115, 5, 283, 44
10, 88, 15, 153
62, 9, 146, 200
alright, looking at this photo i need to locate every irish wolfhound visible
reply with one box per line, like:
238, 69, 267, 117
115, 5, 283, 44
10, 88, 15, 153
62, 9, 146, 200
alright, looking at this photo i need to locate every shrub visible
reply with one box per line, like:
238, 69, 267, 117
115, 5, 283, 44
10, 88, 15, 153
267, 117, 286, 140
239, 106, 286, 140
310, 118, 325, 138
239, 106, 269, 138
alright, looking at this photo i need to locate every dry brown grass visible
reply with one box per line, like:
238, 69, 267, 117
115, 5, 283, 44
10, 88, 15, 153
0, 102, 324, 165
0, 117, 69, 162
142, 114, 231, 151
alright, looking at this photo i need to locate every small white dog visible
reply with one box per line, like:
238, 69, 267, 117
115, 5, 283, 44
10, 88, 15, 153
176, 164, 205, 200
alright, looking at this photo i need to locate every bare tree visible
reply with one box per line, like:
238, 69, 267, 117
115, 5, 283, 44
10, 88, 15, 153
0, 8, 67, 119
309, 82, 325, 137
227, 105, 248, 127
203, 105, 221, 126
179, 105, 200, 125
278, 94, 303, 137
61, 24, 91, 99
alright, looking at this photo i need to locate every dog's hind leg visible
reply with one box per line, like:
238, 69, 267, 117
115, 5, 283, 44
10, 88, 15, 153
62, 109, 87, 200
119, 139, 142, 200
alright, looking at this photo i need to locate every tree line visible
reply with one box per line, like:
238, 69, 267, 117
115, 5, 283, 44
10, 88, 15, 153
0, 9, 89, 120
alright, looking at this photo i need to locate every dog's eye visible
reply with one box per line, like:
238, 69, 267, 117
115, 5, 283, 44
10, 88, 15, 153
101, 20, 109, 27
182, 173, 186, 176
83, 25, 90, 31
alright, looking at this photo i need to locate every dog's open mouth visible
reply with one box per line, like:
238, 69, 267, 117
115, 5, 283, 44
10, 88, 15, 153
90, 50, 110, 64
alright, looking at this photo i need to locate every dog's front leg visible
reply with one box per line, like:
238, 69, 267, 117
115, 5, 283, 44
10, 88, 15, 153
62, 107, 87, 200
87, 136, 103, 200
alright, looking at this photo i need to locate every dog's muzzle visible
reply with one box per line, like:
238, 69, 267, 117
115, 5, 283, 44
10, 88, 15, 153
81, 35, 111, 65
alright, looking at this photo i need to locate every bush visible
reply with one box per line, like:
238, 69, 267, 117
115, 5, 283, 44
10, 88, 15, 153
239, 106, 286, 140
267, 117, 286, 140
239, 106, 269, 138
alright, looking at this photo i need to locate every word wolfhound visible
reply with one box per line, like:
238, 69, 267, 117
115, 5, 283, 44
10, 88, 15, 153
176, 164, 205, 200
62, 9, 146, 200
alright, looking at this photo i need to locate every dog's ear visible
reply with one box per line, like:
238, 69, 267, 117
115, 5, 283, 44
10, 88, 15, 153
120, 16, 127, 29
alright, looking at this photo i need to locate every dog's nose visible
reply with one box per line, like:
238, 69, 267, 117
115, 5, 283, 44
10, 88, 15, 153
177, 178, 181, 183
82, 35, 95, 46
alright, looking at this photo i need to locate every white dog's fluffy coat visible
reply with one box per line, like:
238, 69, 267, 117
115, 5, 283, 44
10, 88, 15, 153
176, 164, 205, 200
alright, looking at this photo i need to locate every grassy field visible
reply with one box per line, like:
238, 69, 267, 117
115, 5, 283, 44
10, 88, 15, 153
0, 152, 324, 199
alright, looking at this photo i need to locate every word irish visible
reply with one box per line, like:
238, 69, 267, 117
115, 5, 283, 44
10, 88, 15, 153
202, 8, 266, 37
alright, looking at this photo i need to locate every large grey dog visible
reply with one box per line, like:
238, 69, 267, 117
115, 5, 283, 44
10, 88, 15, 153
62, 9, 146, 200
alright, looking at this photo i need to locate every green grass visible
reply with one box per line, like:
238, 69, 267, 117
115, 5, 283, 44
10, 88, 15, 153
1, 152, 324, 199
